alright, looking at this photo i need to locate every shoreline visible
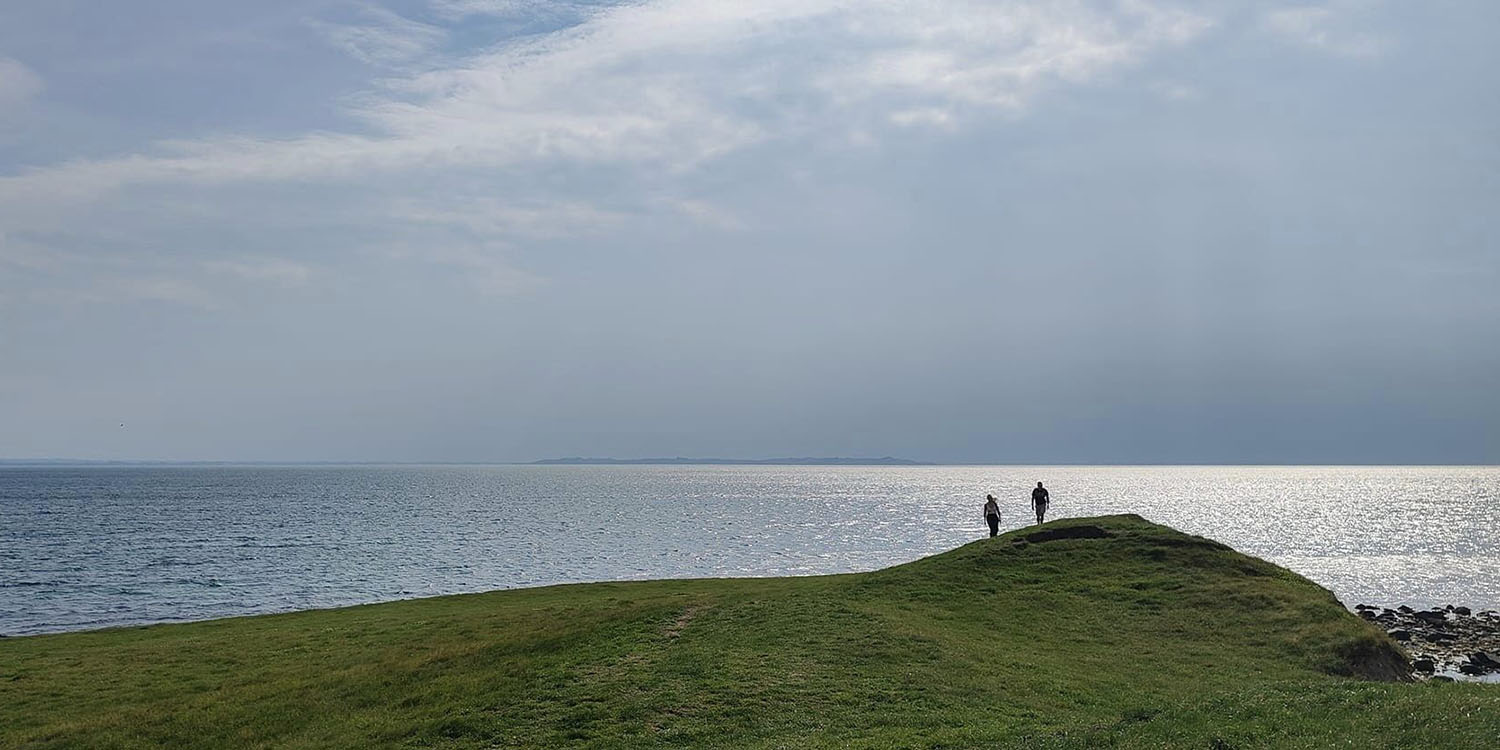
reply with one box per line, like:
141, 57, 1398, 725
1355, 604, 1500, 682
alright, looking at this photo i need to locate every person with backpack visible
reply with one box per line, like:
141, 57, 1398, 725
1031, 482, 1050, 524
983, 494, 1001, 537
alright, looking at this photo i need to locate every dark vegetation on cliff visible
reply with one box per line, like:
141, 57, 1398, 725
2, 515, 1496, 748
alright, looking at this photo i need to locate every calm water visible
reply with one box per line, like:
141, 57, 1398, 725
2, 465, 1497, 636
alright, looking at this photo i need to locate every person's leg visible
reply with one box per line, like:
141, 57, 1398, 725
988, 517, 998, 537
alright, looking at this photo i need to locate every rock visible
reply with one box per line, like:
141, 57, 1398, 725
1425, 631, 1456, 642
1454, 606, 1471, 616
1431, 675, 1455, 683
1358, 609, 1377, 620
1388, 630, 1411, 641
1416, 610, 1447, 625
1398, 605, 1414, 614
1356, 603, 1375, 610
1459, 663, 1485, 676
1445, 605, 1455, 612
1412, 658, 1435, 673
1471, 652, 1500, 669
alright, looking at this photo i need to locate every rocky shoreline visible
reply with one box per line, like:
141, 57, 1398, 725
1355, 604, 1500, 681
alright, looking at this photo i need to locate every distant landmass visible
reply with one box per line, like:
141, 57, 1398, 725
532, 456, 926, 466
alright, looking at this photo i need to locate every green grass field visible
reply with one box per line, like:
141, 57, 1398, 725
2, 515, 1496, 748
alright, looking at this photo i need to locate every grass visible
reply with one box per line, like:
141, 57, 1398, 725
2, 514, 1496, 748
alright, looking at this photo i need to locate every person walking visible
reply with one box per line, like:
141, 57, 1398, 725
1031, 482, 1050, 525
983, 494, 1001, 537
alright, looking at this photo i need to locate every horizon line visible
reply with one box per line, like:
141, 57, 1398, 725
2, 458, 1497, 468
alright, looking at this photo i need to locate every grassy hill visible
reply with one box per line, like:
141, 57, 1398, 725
2, 515, 1496, 748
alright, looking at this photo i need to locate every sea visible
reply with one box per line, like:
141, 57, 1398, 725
2, 465, 1496, 636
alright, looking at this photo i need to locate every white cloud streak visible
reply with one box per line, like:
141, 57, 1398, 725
0, 56, 43, 107
429, 0, 600, 22
204, 257, 313, 287
1262, 3, 1387, 58
313, 5, 447, 67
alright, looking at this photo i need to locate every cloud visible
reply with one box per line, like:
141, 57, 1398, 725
2, 1, 1213, 199
0, 57, 43, 107
22, 275, 222, 310
114, 277, 222, 309
658, 197, 744, 231
0, 231, 64, 271
1148, 80, 1197, 101
203, 257, 313, 287
377, 238, 544, 295
312, 4, 447, 68
816, 1, 1210, 112
0, 0, 1215, 306
388, 196, 628, 237
1262, 4, 1386, 58
429, 0, 600, 23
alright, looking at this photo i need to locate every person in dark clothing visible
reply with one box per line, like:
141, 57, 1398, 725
1031, 482, 1050, 525
983, 494, 1001, 537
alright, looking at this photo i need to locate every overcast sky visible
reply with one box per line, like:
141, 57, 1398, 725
1, 1, 1496, 463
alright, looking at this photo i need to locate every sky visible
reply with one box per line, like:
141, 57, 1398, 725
0, 0, 1496, 463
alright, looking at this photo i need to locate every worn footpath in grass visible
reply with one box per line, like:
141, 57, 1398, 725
2, 515, 1497, 748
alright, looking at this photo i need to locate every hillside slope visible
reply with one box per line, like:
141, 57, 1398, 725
2, 515, 1496, 748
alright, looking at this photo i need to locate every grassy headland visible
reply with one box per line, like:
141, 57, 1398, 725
2, 515, 1496, 748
